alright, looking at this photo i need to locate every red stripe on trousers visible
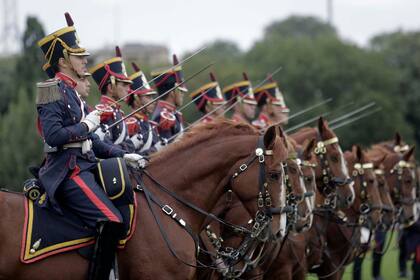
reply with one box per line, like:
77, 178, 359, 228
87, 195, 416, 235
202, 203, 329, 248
72, 176, 121, 223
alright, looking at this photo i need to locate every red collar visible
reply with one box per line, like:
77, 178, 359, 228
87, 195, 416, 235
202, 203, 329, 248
258, 113, 271, 123
156, 100, 176, 112
55, 72, 78, 88
231, 113, 248, 123
100, 95, 120, 109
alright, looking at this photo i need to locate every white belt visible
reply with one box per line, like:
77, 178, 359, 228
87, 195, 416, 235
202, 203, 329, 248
63, 139, 92, 154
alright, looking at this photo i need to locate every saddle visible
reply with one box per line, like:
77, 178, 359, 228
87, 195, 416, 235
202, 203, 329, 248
21, 158, 137, 264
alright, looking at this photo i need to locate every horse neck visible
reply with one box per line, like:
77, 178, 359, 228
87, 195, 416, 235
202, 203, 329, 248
144, 135, 257, 232
290, 128, 317, 145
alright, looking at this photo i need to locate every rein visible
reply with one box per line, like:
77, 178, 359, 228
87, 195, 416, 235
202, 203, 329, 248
131, 134, 291, 270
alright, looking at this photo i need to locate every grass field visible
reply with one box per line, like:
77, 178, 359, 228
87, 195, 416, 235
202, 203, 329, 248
306, 233, 414, 280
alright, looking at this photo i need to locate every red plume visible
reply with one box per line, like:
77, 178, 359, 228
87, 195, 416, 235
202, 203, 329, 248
267, 73, 274, 82
131, 62, 140, 72
210, 72, 217, 82
65, 12, 74, 27
242, 72, 249, 81
172, 54, 179, 65
115, 46, 122, 57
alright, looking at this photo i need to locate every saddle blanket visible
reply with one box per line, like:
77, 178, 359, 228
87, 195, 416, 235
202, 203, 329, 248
21, 158, 137, 263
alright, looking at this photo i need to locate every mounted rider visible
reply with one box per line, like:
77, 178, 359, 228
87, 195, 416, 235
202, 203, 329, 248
253, 75, 290, 129
125, 62, 162, 154
36, 13, 144, 280
90, 46, 136, 153
150, 54, 187, 142
190, 72, 227, 123
222, 72, 257, 124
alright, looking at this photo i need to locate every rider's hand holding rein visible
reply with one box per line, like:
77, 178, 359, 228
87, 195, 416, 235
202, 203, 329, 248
124, 153, 148, 169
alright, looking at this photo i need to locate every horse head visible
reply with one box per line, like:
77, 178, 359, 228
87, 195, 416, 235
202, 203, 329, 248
344, 145, 383, 229
314, 117, 355, 209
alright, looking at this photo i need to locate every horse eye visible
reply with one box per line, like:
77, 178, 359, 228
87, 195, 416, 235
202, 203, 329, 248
305, 176, 313, 182
405, 179, 412, 185
368, 179, 375, 185
289, 167, 297, 174
270, 173, 280, 180
330, 155, 339, 163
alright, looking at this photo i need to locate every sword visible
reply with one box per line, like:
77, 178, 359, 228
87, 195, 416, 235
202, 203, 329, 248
285, 112, 332, 133
328, 102, 376, 126
109, 46, 208, 107
330, 107, 382, 130
287, 98, 333, 122
167, 66, 284, 142
106, 62, 215, 130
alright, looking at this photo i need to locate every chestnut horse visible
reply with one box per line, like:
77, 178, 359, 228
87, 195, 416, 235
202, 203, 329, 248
290, 117, 355, 209
197, 134, 311, 279
0, 121, 289, 279
312, 145, 383, 280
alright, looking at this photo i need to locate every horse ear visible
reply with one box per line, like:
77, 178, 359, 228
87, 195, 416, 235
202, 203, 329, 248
403, 145, 415, 162
395, 132, 402, 146
318, 117, 326, 136
355, 145, 363, 162
264, 125, 277, 149
302, 138, 316, 160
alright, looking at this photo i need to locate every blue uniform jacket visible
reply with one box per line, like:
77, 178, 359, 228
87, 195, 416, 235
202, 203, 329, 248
36, 73, 126, 213
97, 95, 136, 153
132, 112, 160, 155
150, 100, 183, 141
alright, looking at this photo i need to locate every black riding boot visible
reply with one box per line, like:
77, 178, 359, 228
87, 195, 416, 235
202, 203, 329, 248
353, 256, 363, 280
88, 221, 124, 280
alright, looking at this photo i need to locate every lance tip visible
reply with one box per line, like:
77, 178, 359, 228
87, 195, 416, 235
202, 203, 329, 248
64, 12, 74, 26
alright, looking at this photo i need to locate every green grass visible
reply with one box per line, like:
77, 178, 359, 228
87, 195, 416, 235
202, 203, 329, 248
306, 233, 413, 279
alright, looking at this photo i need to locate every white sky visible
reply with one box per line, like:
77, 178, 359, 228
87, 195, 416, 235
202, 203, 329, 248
10, 0, 420, 54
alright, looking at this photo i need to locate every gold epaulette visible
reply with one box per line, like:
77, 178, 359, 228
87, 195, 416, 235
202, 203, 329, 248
36, 79, 62, 105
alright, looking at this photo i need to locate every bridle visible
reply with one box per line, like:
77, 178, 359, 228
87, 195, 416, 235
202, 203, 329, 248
350, 162, 383, 227
132, 134, 291, 271
314, 136, 353, 209
389, 159, 416, 214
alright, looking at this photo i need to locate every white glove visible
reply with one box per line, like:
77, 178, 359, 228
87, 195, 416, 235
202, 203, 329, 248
82, 110, 101, 133
123, 153, 147, 169
94, 125, 109, 141
154, 139, 168, 151
130, 134, 144, 150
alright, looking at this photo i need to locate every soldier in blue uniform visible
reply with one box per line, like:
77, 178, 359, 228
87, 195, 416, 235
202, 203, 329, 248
125, 62, 162, 154
253, 75, 290, 129
150, 54, 187, 141
36, 13, 144, 280
190, 72, 226, 123
90, 46, 136, 153
222, 73, 257, 124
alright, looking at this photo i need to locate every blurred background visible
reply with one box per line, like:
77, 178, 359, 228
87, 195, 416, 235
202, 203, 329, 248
0, 0, 419, 192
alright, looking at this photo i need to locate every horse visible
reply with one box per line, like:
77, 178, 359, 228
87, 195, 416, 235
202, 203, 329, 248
196, 132, 311, 279
313, 145, 383, 280
0, 120, 289, 279
367, 143, 417, 226
290, 117, 355, 209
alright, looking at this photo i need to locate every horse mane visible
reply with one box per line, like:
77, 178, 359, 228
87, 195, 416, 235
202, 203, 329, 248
150, 120, 258, 163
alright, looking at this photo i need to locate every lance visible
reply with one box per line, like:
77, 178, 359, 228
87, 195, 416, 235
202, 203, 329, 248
330, 106, 382, 130
106, 62, 215, 130
327, 101, 376, 126
166, 66, 284, 142
109, 46, 208, 107
287, 97, 333, 122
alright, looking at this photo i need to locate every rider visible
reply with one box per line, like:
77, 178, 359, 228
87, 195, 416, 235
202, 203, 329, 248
190, 72, 227, 123
222, 72, 257, 124
125, 62, 162, 154
253, 75, 290, 129
90, 46, 136, 153
36, 13, 144, 280
150, 54, 187, 142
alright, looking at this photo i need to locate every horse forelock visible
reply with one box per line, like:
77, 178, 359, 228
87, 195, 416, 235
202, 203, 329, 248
150, 120, 258, 164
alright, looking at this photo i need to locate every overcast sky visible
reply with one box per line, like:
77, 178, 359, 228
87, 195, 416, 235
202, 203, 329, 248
10, 0, 420, 54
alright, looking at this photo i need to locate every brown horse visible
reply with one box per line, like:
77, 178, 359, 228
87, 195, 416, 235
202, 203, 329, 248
196, 133, 311, 279
367, 144, 417, 226
0, 120, 289, 279
290, 117, 355, 209
263, 138, 318, 280
314, 145, 383, 280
